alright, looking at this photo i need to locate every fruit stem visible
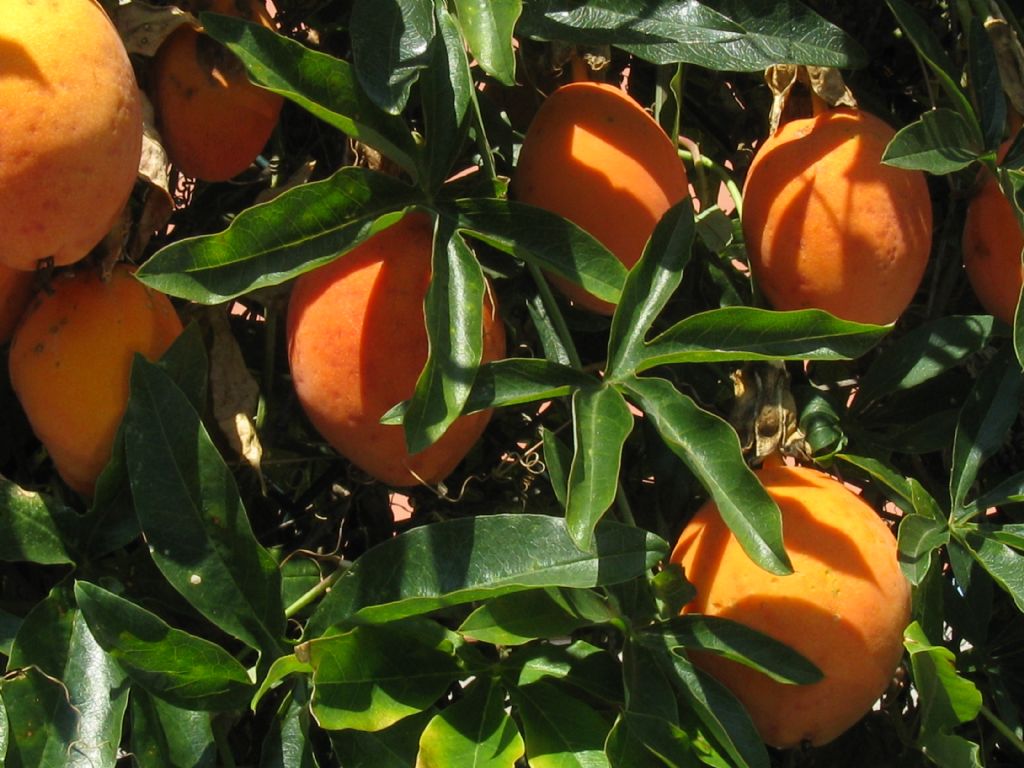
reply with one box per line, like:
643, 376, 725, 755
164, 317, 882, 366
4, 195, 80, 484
526, 262, 584, 370
677, 148, 744, 218
980, 703, 1024, 755
284, 564, 349, 619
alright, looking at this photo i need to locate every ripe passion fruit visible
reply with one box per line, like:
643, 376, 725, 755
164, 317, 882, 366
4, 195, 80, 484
512, 81, 689, 314
741, 108, 932, 325
962, 167, 1023, 325
671, 460, 911, 749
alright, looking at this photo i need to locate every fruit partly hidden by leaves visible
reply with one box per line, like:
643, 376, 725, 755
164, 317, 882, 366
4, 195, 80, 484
0, 265, 35, 344
0, 0, 143, 271
962, 167, 1023, 326
286, 214, 507, 487
152, 0, 283, 182
672, 460, 911, 749
512, 81, 689, 314
742, 107, 932, 325
9, 265, 183, 496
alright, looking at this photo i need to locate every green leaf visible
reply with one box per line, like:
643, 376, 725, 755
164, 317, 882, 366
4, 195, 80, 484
417, 677, 525, 767
898, 515, 950, 586
964, 469, 1024, 516
0, 608, 21, 657
511, 680, 612, 768
123, 356, 285, 660
882, 108, 984, 173
251, 653, 313, 712
852, 315, 994, 414
307, 619, 461, 731
607, 713, 694, 768
260, 679, 319, 768
624, 376, 790, 575
517, 0, 867, 70
136, 168, 421, 303
455, 0, 521, 85
637, 307, 887, 370
454, 198, 627, 304
74, 581, 253, 711
968, 17, 1005, 153
0, 694, 6, 763
2, 583, 128, 768
566, 386, 634, 550
0, 478, 75, 565
543, 427, 573, 508
330, 709, 434, 767
458, 587, 614, 645
130, 689, 217, 768
958, 529, 1024, 613
350, 0, 435, 114
201, 13, 418, 175
511, 641, 624, 703
949, 347, 1024, 513
607, 200, 695, 379
305, 514, 666, 635
402, 224, 486, 454
656, 615, 822, 685
421, 4, 474, 192
884, 0, 981, 140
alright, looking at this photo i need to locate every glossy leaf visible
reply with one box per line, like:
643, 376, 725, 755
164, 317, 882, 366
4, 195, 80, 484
607, 200, 695, 379
307, 619, 461, 731
421, 4, 474, 192
969, 18, 1006, 152
74, 581, 253, 711
350, 0, 435, 114
606, 713, 689, 768
201, 13, 418, 174
565, 386, 634, 550
964, 470, 1024, 517
2, 584, 128, 768
136, 169, 421, 303
959, 529, 1024, 613
130, 689, 217, 768
656, 615, 822, 685
543, 427, 573, 508
0, 478, 74, 565
455, 0, 521, 84
402, 224, 485, 454
898, 515, 950, 586
0, 608, 20, 656
637, 307, 887, 370
624, 376, 790, 575
949, 347, 1024, 513
511, 640, 624, 703
458, 587, 614, 645
511, 680, 612, 768
330, 709, 434, 767
123, 357, 285, 659
882, 108, 984, 173
260, 679, 319, 768
304, 514, 666, 636
454, 198, 626, 304
417, 677, 524, 767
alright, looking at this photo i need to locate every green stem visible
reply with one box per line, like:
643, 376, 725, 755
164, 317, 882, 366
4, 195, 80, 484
527, 262, 584, 370
980, 703, 1024, 755
284, 565, 348, 619
677, 149, 744, 218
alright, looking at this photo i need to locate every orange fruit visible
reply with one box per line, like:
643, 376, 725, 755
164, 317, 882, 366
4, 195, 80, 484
0, 0, 143, 271
0, 265, 35, 345
152, 0, 283, 182
512, 82, 689, 314
9, 265, 183, 496
671, 461, 911, 749
287, 215, 507, 487
962, 168, 1023, 325
741, 108, 932, 325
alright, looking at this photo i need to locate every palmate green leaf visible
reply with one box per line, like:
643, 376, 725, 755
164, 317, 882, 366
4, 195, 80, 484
635, 307, 887, 371
304, 514, 666, 636
200, 13, 418, 175
421, 4, 474, 192
350, 0, 435, 114
958, 529, 1024, 614
0, 477, 75, 565
136, 168, 421, 303
964, 470, 1024, 517
417, 677, 525, 768
949, 347, 1024, 513
123, 357, 285, 660
510, 642, 624, 706
455, 0, 522, 85
566, 386, 634, 550
882, 108, 984, 173
898, 515, 950, 586
130, 689, 217, 768
453, 198, 626, 304
511, 680, 613, 768
606, 200, 695, 379
260, 679, 319, 768
74, 581, 253, 711
402, 224, 486, 455
2, 583, 128, 768
307, 618, 461, 732
458, 587, 614, 645
852, 315, 994, 415
330, 709, 434, 768
657, 616, 822, 685
624, 376, 790, 575
517, 0, 866, 70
